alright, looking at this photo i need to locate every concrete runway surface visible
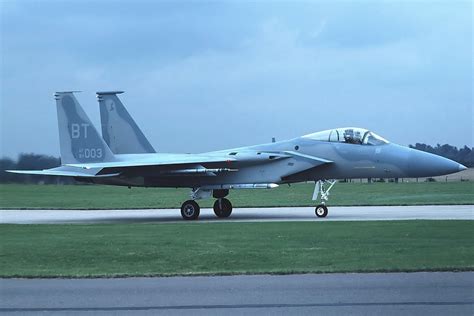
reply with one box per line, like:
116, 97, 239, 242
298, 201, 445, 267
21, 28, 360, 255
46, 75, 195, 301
1, 272, 473, 315
0, 205, 472, 224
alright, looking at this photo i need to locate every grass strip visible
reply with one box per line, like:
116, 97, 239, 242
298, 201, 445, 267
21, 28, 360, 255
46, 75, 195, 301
1, 220, 472, 278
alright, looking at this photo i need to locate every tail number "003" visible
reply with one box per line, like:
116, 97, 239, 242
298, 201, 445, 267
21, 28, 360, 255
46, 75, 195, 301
79, 148, 103, 159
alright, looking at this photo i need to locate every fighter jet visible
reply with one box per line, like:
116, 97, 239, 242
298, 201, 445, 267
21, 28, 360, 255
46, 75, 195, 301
8, 91, 467, 220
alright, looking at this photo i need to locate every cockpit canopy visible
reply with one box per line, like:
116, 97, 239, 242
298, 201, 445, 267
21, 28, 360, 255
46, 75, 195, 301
303, 128, 389, 145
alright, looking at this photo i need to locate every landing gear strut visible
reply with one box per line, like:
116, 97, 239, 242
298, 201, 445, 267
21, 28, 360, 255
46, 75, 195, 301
313, 180, 336, 218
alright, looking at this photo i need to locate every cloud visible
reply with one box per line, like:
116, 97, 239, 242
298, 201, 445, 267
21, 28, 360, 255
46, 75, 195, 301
0, 1, 472, 157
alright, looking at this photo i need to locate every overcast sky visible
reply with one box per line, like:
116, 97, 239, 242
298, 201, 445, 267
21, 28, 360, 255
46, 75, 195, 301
1, 0, 472, 158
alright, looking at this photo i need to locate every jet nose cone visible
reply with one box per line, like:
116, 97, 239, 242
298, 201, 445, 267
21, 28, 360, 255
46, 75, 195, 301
458, 164, 467, 172
408, 149, 465, 177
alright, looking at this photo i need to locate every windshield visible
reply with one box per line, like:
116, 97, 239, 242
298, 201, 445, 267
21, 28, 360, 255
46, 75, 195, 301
303, 128, 389, 145
362, 131, 389, 145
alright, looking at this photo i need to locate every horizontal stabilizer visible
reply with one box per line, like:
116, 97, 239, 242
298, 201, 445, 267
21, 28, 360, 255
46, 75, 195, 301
6, 168, 119, 178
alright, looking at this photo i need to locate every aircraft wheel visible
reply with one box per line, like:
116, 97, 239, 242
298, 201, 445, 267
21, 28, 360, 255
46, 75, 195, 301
213, 198, 232, 218
181, 200, 200, 220
315, 204, 328, 218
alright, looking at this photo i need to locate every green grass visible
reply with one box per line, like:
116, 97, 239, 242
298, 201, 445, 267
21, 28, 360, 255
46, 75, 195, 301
0, 221, 472, 277
0, 182, 472, 209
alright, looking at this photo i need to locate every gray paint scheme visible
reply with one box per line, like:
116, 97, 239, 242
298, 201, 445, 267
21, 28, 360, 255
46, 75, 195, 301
55, 92, 115, 164
8, 92, 466, 195
97, 91, 156, 154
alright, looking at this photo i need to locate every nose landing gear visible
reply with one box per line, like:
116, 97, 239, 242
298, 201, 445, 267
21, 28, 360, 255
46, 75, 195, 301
315, 204, 328, 218
313, 180, 336, 218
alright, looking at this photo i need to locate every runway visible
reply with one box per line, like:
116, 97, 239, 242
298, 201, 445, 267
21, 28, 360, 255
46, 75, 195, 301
1, 272, 472, 315
0, 205, 472, 224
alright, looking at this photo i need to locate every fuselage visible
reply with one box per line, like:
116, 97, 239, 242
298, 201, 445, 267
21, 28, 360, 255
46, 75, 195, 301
89, 134, 465, 189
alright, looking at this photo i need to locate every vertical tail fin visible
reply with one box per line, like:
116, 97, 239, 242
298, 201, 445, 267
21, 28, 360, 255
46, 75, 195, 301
55, 92, 116, 164
97, 91, 156, 154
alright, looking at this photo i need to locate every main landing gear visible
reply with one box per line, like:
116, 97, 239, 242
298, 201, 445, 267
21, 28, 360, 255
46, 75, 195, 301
180, 189, 232, 220
213, 198, 232, 218
180, 200, 200, 220
312, 180, 336, 218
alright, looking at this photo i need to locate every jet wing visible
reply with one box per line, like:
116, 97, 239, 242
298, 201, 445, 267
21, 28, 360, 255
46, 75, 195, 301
65, 155, 236, 169
66, 151, 331, 174
8, 152, 332, 179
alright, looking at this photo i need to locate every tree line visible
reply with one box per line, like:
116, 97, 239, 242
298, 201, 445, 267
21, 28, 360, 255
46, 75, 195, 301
1, 144, 472, 184
0, 154, 73, 184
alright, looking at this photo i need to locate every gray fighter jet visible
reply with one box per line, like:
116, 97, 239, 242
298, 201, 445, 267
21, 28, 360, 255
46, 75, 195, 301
8, 91, 467, 220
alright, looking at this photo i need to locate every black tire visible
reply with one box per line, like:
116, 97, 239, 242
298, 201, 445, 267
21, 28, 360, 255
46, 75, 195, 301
181, 200, 200, 220
315, 204, 328, 218
213, 198, 233, 218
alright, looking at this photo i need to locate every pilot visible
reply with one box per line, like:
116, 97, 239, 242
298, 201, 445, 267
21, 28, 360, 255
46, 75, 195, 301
354, 132, 362, 144
344, 130, 356, 144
